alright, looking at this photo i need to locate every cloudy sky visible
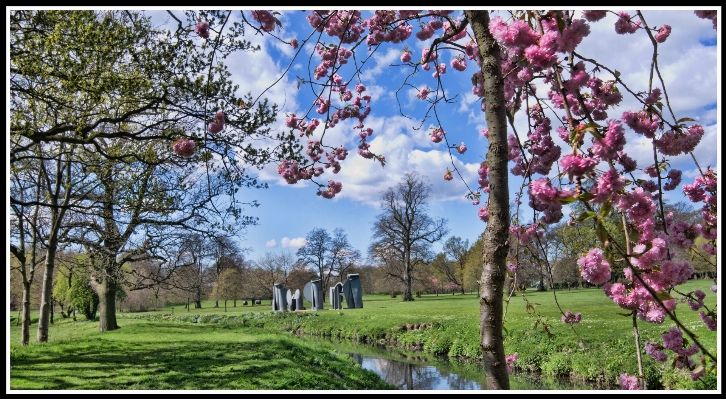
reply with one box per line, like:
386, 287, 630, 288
164, 8, 721, 261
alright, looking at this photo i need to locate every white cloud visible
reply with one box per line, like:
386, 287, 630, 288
265, 239, 278, 247
281, 237, 307, 249
233, 10, 717, 256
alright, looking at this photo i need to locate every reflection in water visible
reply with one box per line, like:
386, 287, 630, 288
301, 336, 616, 390
350, 353, 482, 390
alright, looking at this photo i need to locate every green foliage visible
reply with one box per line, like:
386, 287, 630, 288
67, 272, 99, 321
9, 319, 395, 390
10, 280, 716, 390
540, 351, 573, 376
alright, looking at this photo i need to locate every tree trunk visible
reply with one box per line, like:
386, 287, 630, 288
403, 249, 414, 301
36, 245, 58, 343
195, 285, 202, 309
466, 9, 511, 390
21, 281, 32, 346
97, 270, 119, 331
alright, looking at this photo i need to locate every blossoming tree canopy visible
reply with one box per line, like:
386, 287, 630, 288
196, 10, 717, 390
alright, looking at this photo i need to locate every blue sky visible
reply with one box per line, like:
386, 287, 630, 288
209, 8, 719, 263
7, 8, 719, 264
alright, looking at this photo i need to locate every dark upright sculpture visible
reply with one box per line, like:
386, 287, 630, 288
330, 282, 344, 310
303, 279, 324, 310
342, 274, 363, 309
272, 283, 288, 311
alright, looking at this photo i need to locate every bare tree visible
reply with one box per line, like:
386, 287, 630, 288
296, 227, 358, 297
436, 236, 470, 294
329, 228, 362, 284
369, 172, 449, 301
250, 251, 296, 301
286, 260, 317, 295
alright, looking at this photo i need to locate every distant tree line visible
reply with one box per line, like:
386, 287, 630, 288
11, 167, 709, 316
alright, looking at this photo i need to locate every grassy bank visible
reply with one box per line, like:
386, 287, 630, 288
8, 318, 395, 390
9, 280, 717, 390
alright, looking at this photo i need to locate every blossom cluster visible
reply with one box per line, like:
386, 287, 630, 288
251, 10, 277, 32
172, 137, 195, 157
694, 10, 718, 29
645, 328, 706, 380
195, 21, 210, 39
259, 10, 719, 386
207, 111, 224, 134
505, 352, 518, 374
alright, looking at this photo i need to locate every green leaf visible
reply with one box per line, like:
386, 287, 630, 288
576, 211, 597, 222
676, 117, 696, 123
654, 291, 674, 301
568, 129, 580, 146
578, 192, 595, 202
558, 195, 578, 204
599, 200, 612, 218
554, 11, 566, 33
595, 222, 609, 245
585, 122, 601, 130
603, 246, 615, 265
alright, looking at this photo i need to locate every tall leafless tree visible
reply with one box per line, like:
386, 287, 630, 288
369, 172, 449, 302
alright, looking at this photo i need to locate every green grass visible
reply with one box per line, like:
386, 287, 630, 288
9, 318, 395, 390
9, 280, 717, 390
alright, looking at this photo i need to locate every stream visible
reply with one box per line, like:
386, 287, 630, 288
299, 336, 618, 390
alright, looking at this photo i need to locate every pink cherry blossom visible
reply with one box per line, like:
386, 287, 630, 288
578, 248, 611, 285
562, 310, 582, 324
619, 374, 641, 390
173, 138, 195, 157
430, 127, 445, 143
195, 21, 210, 39
400, 50, 411, 63
582, 10, 608, 22
655, 25, 672, 43
418, 87, 431, 100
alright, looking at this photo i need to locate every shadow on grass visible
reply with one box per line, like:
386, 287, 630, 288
10, 323, 395, 391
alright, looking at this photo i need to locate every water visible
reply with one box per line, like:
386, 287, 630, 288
300, 336, 616, 390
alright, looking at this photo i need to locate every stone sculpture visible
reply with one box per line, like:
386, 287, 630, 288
272, 283, 288, 311
342, 273, 363, 309
286, 288, 304, 311
303, 279, 324, 310
330, 282, 344, 310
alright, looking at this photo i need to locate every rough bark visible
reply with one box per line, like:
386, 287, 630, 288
36, 244, 60, 343
97, 262, 120, 331
403, 246, 413, 301
465, 9, 511, 390
21, 281, 32, 346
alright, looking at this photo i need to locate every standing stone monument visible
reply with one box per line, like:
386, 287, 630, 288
303, 279, 324, 310
286, 288, 304, 311
342, 273, 363, 309
330, 282, 344, 310
272, 282, 288, 311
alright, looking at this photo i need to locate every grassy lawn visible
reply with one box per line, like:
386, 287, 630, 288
9, 319, 395, 390
9, 279, 717, 390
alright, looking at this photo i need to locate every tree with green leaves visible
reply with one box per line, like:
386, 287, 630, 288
211, 268, 243, 312
10, 9, 302, 337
